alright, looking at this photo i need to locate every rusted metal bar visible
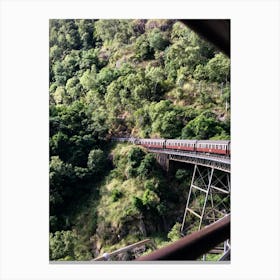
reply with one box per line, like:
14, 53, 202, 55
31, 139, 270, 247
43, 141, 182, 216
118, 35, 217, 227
93, 239, 153, 261
135, 214, 230, 261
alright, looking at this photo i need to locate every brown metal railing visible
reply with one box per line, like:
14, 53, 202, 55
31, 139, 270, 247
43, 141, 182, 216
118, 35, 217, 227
135, 214, 230, 261
93, 239, 154, 261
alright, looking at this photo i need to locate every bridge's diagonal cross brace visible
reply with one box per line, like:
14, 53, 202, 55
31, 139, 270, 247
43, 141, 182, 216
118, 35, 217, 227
181, 165, 230, 235
198, 168, 214, 230
211, 173, 229, 192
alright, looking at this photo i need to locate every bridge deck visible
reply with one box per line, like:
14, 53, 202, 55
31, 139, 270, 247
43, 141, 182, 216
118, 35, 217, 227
148, 148, 230, 172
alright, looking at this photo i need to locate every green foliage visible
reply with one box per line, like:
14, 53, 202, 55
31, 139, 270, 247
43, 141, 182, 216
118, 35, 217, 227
175, 169, 189, 182
49, 230, 77, 260
132, 196, 145, 212
144, 179, 157, 191
49, 156, 75, 209
205, 53, 230, 83
167, 222, 182, 242
87, 149, 106, 174
127, 147, 145, 167
94, 19, 134, 45
181, 111, 229, 139
49, 230, 92, 260
194, 53, 230, 83
111, 189, 123, 202
142, 189, 160, 209
148, 28, 169, 51
149, 100, 184, 138
137, 153, 156, 177
135, 34, 153, 60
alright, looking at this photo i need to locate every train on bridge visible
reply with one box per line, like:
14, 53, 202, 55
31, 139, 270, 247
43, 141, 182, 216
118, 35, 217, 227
115, 137, 231, 156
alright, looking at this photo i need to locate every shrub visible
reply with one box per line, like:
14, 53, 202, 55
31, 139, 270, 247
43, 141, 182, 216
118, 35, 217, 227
132, 196, 145, 212
111, 189, 123, 202
175, 169, 189, 182
167, 222, 182, 242
127, 147, 145, 168
137, 154, 156, 177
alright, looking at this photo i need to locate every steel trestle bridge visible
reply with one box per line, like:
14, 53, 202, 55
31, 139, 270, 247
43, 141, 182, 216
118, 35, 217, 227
110, 138, 231, 261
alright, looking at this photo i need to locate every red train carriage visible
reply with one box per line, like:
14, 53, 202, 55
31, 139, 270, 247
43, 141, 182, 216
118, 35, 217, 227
196, 140, 230, 155
136, 138, 230, 156
165, 139, 196, 152
138, 138, 165, 149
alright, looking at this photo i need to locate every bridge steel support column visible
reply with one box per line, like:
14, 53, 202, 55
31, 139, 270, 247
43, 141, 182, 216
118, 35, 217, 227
181, 165, 197, 233
155, 153, 169, 171
181, 165, 230, 235
199, 168, 214, 230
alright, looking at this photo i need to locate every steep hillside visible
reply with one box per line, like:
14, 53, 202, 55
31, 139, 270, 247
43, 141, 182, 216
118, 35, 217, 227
49, 19, 230, 260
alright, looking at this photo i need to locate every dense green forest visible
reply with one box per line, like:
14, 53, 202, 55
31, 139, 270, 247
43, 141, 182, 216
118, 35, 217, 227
49, 19, 230, 260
